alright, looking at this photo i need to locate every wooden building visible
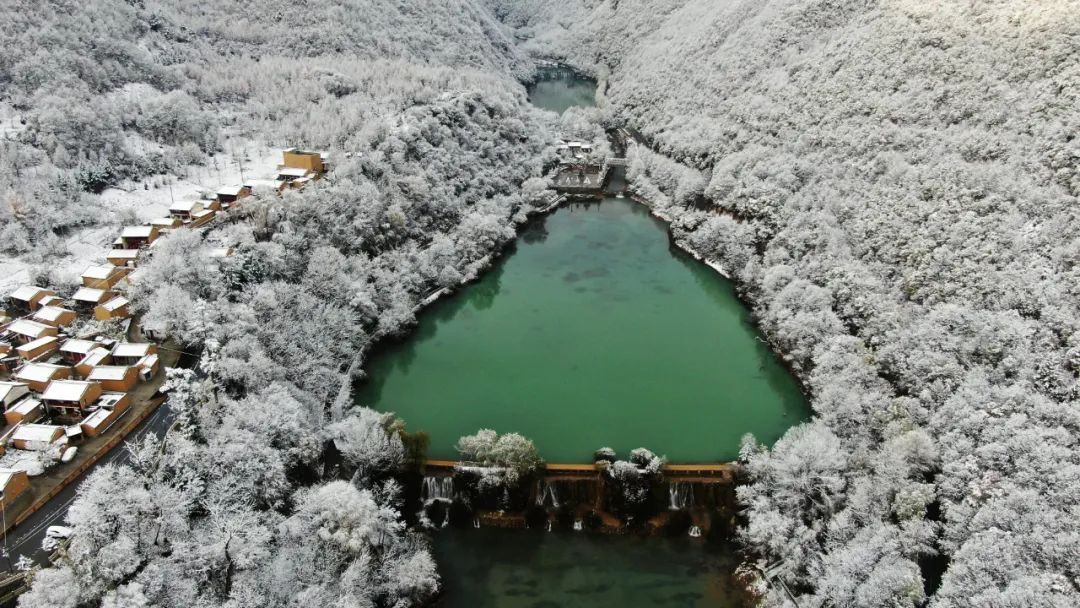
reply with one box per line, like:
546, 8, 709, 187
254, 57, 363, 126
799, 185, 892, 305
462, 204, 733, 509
59, 339, 97, 365
32, 305, 77, 328
118, 225, 160, 249
10, 424, 64, 451
280, 148, 326, 175
13, 363, 71, 392
5, 320, 58, 345
94, 296, 131, 321
0, 469, 30, 508
0, 382, 30, 410
42, 380, 103, 421
215, 184, 251, 209
80, 392, 130, 437
86, 365, 139, 392
6, 286, 55, 314
16, 336, 59, 361
81, 265, 128, 290
74, 348, 111, 378
71, 287, 113, 310
106, 249, 141, 268
151, 216, 182, 231
111, 342, 157, 366
4, 397, 43, 426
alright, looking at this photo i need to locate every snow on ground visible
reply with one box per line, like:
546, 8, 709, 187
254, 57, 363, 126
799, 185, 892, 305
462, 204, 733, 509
1, 139, 282, 296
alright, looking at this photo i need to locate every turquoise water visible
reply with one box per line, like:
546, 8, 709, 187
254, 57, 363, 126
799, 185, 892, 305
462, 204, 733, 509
527, 68, 599, 114
356, 199, 807, 462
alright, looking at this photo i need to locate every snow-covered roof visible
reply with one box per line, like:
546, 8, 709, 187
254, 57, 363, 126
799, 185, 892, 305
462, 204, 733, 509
192, 209, 215, 219
79, 348, 110, 367
61, 339, 96, 355
278, 167, 309, 178
97, 392, 126, 409
217, 185, 244, 196
150, 217, 180, 227
14, 363, 66, 383
9, 397, 40, 416
0, 468, 24, 489
11, 424, 62, 443
170, 200, 203, 213
0, 382, 29, 403
81, 408, 110, 429
33, 306, 72, 323
87, 366, 132, 382
72, 287, 108, 303
81, 265, 117, 280
39, 295, 62, 307
107, 249, 140, 260
18, 336, 58, 353
7, 320, 53, 339
121, 226, 155, 239
8, 286, 45, 302
113, 343, 151, 359
138, 354, 159, 369
42, 380, 96, 402
101, 297, 129, 312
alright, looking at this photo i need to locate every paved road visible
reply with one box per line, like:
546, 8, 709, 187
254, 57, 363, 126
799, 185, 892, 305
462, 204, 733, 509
3, 400, 175, 566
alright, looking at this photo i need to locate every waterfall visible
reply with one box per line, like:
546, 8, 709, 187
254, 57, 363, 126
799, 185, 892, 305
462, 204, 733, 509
573, 520, 583, 531
668, 481, 694, 510
546, 520, 553, 532
536, 480, 560, 509
688, 525, 702, 538
473, 517, 480, 529
421, 476, 454, 502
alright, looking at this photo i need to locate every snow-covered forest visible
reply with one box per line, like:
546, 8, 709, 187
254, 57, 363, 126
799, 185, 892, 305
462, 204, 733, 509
483, 0, 1080, 606
6, 0, 1079, 606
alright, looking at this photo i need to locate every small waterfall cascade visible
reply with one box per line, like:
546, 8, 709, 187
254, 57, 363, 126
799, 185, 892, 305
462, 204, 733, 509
421, 476, 454, 503
473, 517, 481, 529
535, 480, 561, 509
573, 520, 583, 531
546, 520, 553, 532
688, 525, 702, 538
668, 481, 695, 510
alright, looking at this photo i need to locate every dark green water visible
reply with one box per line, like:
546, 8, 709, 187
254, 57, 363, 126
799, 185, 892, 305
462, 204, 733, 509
433, 528, 747, 608
526, 67, 598, 114
356, 199, 806, 462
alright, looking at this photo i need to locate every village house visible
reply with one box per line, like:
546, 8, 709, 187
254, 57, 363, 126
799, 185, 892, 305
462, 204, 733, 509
5, 319, 58, 345
13, 363, 71, 392
6, 286, 55, 314
150, 216, 182, 231
10, 424, 64, 451
74, 348, 111, 378
59, 339, 96, 365
38, 294, 63, 308
280, 148, 326, 176
16, 336, 59, 361
71, 287, 113, 311
94, 296, 131, 321
118, 225, 160, 249
81, 264, 129, 290
111, 342, 157, 367
169, 200, 216, 227
41, 380, 103, 422
32, 305, 77, 328
0, 469, 30, 509
4, 397, 43, 426
0, 382, 30, 410
86, 365, 139, 392
215, 184, 251, 209
80, 392, 130, 437
106, 249, 141, 268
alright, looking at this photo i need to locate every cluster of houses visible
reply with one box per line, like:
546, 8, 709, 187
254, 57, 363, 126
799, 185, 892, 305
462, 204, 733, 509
0, 285, 161, 510
104, 148, 329, 272
0, 149, 330, 513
